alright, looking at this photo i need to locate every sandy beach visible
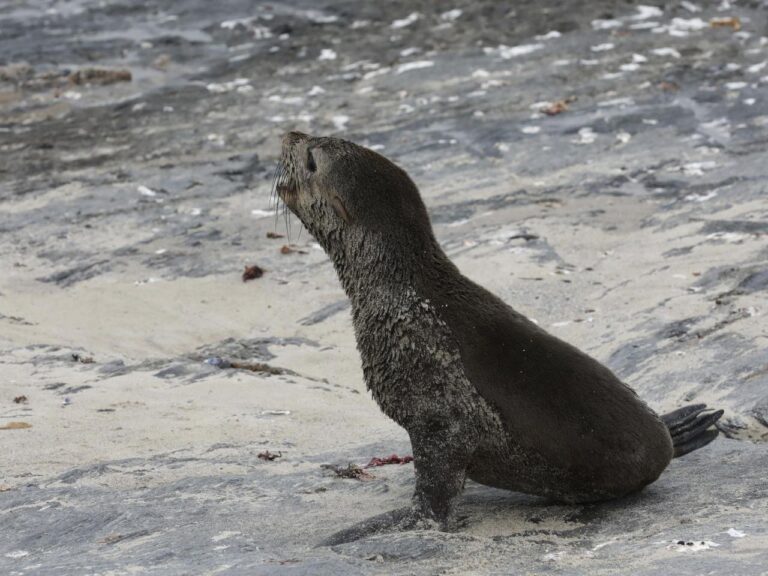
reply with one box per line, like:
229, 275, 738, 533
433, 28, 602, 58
1, 0, 767, 574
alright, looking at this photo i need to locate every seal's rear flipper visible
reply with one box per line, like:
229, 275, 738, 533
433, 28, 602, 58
661, 404, 724, 458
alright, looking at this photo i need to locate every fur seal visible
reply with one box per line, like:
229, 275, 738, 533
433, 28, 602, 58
274, 131, 723, 544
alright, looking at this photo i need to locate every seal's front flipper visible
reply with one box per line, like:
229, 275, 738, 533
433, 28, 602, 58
320, 422, 474, 547
318, 506, 423, 547
661, 403, 724, 458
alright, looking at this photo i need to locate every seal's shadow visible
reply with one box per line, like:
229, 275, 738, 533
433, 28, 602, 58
459, 480, 665, 539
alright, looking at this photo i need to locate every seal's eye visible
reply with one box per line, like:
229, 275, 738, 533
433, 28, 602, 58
307, 149, 317, 173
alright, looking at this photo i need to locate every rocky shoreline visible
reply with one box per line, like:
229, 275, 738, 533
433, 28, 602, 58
1, 1, 766, 574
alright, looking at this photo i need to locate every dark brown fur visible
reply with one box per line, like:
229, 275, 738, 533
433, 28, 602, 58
275, 131, 718, 544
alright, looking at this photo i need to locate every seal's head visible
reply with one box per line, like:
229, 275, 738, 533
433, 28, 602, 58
275, 131, 437, 269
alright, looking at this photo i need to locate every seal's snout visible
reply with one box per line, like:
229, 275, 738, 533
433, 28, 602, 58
276, 131, 308, 208
282, 130, 310, 149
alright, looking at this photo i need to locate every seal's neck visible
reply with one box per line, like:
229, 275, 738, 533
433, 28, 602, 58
326, 227, 456, 309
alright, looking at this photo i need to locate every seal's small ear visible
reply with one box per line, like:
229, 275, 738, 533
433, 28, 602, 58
331, 196, 351, 223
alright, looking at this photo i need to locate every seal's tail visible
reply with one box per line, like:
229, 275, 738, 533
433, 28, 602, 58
661, 404, 724, 458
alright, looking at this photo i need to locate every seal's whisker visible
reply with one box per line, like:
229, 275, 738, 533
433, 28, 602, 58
270, 160, 283, 205
270, 160, 284, 232
285, 196, 294, 241
273, 162, 286, 228
270, 149, 298, 241
272, 162, 286, 205
273, 194, 280, 229
269, 162, 280, 206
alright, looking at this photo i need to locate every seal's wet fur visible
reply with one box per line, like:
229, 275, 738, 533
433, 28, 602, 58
275, 131, 722, 544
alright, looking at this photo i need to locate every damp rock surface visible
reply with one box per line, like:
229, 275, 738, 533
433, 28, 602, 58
1, 0, 767, 574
